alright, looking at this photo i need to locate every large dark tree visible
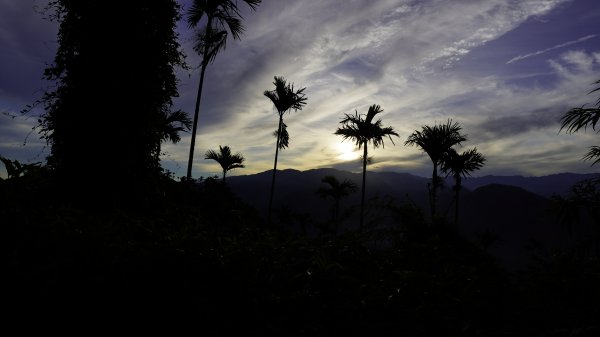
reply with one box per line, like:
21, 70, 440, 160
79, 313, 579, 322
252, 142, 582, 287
185, 0, 261, 180
40, 0, 187, 203
335, 104, 398, 230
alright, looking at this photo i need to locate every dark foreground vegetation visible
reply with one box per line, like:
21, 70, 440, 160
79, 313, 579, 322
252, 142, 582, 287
3, 168, 599, 336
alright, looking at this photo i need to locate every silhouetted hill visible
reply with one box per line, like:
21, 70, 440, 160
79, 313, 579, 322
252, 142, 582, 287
229, 169, 596, 217
228, 169, 585, 269
228, 168, 432, 224
459, 184, 563, 269
461, 172, 600, 198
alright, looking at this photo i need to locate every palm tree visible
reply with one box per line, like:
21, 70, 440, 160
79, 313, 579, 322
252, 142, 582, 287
560, 79, 600, 165
264, 76, 307, 224
440, 147, 486, 225
159, 110, 192, 144
204, 145, 245, 183
317, 175, 358, 234
405, 119, 467, 220
186, 0, 261, 180
334, 104, 399, 230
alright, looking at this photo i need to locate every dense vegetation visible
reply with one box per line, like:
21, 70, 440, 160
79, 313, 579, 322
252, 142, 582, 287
3, 167, 599, 335
3, 1, 600, 335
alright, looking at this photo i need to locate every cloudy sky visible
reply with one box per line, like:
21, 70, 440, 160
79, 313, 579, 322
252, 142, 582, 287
1, 0, 600, 179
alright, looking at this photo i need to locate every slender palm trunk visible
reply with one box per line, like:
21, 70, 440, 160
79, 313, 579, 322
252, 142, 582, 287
360, 143, 367, 230
430, 163, 439, 220
186, 17, 213, 180
334, 198, 340, 235
223, 169, 227, 184
268, 115, 283, 225
186, 63, 207, 180
454, 176, 461, 225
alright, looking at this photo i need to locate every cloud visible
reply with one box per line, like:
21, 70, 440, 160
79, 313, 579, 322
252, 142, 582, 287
3, 0, 600, 179
506, 34, 597, 64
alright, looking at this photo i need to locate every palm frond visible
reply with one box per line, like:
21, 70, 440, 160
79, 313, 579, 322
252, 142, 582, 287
243, 0, 262, 11
274, 122, 290, 149
187, 0, 207, 27
213, 11, 243, 39
317, 175, 357, 199
405, 119, 467, 163
264, 76, 307, 115
205, 145, 245, 173
583, 146, 600, 166
560, 106, 600, 133
334, 105, 398, 150
194, 28, 228, 65
441, 147, 486, 179
160, 110, 192, 144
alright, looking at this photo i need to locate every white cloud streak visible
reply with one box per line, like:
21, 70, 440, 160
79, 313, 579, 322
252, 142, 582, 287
506, 34, 597, 64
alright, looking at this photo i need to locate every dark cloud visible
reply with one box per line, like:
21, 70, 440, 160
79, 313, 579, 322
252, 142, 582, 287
475, 106, 568, 140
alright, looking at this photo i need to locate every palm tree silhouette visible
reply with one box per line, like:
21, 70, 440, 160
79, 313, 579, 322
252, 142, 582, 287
560, 79, 600, 165
405, 119, 466, 220
185, 0, 261, 180
317, 175, 358, 234
204, 145, 245, 183
159, 110, 192, 144
440, 147, 486, 225
264, 76, 307, 224
335, 104, 399, 230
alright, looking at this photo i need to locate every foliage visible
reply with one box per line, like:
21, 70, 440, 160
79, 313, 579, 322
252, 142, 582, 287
335, 104, 399, 230
317, 175, 358, 233
441, 147, 486, 186
441, 147, 486, 224
264, 76, 307, 224
204, 145, 245, 182
264, 76, 307, 117
185, 0, 261, 179
40, 0, 187, 203
560, 79, 600, 165
405, 119, 467, 220
3, 164, 599, 335
334, 105, 398, 151
0, 156, 42, 180
273, 122, 289, 149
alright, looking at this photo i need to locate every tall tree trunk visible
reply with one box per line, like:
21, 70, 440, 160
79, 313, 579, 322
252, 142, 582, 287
186, 16, 213, 180
268, 115, 284, 225
223, 168, 227, 184
454, 175, 461, 225
334, 198, 340, 236
360, 144, 367, 231
430, 163, 438, 220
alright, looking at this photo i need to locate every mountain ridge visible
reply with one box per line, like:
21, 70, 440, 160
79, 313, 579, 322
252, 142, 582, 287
228, 168, 599, 198
225, 168, 595, 269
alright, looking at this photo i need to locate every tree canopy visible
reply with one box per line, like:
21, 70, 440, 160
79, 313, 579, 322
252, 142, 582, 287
40, 0, 187, 203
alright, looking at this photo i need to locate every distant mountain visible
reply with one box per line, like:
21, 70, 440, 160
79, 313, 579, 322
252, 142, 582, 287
459, 184, 562, 269
228, 168, 433, 221
461, 172, 600, 198
227, 168, 592, 270
229, 169, 597, 214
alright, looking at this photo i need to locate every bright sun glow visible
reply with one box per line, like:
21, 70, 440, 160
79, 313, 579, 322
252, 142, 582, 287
336, 142, 359, 161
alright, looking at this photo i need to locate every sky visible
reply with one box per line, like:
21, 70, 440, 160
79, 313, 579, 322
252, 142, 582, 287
1, 0, 600, 179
